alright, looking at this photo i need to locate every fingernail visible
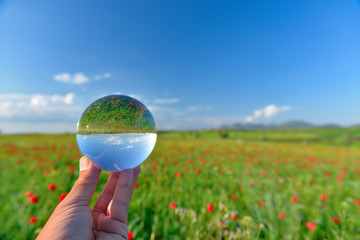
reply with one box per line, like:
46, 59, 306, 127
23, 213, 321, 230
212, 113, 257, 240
80, 156, 90, 171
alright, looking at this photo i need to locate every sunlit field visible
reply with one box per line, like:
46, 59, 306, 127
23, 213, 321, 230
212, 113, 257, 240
1, 129, 360, 239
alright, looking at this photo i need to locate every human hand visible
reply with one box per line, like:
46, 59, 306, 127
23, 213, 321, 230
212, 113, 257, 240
37, 156, 141, 240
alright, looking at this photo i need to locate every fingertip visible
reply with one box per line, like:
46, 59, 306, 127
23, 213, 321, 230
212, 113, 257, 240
79, 156, 91, 171
79, 156, 100, 175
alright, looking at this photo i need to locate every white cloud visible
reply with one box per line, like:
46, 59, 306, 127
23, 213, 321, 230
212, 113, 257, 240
245, 104, 292, 123
93, 72, 111, 80
187, 105, 212, 112
30, 95, 48, 107
0, 93, 80, 119
153, 98, 179, 104
0, 121, 76, 134
54, 73, 71, 83
54, 72, 111, 85
148, 105, 183, 118
0, 101, 14, 118
244, 116, 253, 123
51, 93, 75, 105
73, 73, 89, 84
54, 72, 89, 85
64, 93, 75, 104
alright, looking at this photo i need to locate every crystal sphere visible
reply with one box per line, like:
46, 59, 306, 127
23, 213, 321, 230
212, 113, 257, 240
76, 95, 157, 172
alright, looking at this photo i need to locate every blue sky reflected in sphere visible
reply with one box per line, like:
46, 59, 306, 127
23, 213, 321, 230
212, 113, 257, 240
77, 133, 156, 172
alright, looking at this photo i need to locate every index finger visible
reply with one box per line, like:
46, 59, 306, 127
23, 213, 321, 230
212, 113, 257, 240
109, 168, 138, 223
92, 172, 120, 214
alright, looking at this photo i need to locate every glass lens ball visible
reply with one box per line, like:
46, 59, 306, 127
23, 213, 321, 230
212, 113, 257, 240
76, 95, 156, 172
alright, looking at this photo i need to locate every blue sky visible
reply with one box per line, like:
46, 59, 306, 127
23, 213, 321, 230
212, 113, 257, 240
1, 0, 360, 133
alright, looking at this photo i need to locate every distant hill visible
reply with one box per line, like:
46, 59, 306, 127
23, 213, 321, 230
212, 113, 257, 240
318, 123, 342, 128
223, 120, 342, 129
278, 121, 314, 128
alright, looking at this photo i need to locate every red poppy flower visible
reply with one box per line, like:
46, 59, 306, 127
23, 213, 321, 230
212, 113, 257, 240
261, 170, 267, 176
176, 172, 182, 177
114, 101, 118, 104
48, 183, 57, 191
68, 168, 74, 175
292, 195, 299, 202
24, 191, 33, 198
43, 169, 50, 175
128, 231, 133, 240
207, 204, 214, 212
135, 183, 139, 189
354, 199, 360, 205
320, 194, 328, 201
249, 183, 254, 188
59, 193, 67, 202
306, 222, 316, 231
258, 201, 264, 208
279, 212, 286, 219
195, 169, 201, 174
150, 166, 157, 171
29, 216, 37, 224
29, 196, 38, 204
231, 215, 237, 221
169, 202, 176, 209
337, 175, 343, 181
332, 217, 340, 224
231, 194, 237, 200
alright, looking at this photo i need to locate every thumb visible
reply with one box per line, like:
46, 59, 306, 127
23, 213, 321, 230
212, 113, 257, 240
66, 156, 101, 205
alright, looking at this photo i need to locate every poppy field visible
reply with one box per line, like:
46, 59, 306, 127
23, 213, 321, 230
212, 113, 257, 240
1, 130, 360, 239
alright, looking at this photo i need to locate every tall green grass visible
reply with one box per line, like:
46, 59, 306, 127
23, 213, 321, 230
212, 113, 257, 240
0, 132, 360, 239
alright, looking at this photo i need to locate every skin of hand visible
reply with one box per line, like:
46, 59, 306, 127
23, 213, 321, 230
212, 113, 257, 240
37, 156, 141, 240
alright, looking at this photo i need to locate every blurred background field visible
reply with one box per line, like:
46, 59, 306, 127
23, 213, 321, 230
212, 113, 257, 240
162, 127, 360, 147
1, 1, 360, 239
1, 128, 360, 239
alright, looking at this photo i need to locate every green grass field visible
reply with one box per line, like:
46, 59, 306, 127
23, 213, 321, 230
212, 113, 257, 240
1, 129, 360, 239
